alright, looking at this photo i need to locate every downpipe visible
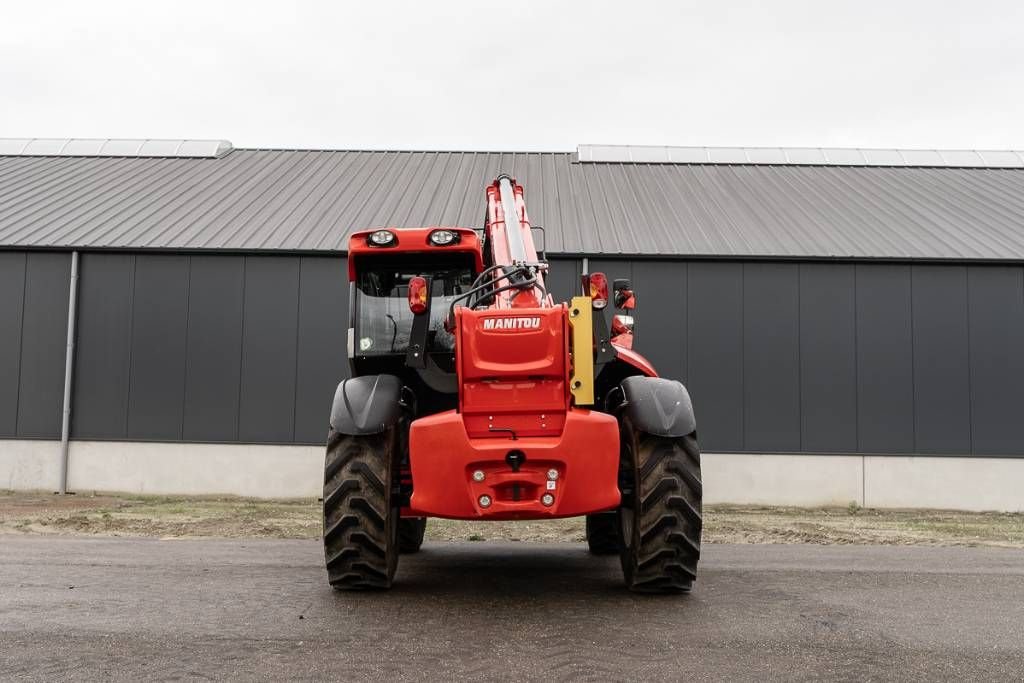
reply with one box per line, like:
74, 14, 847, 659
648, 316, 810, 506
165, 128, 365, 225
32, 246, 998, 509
58, 250, 79, 495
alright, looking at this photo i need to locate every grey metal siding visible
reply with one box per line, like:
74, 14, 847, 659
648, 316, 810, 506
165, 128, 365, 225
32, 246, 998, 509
967, 266, 1024, 454
182, 255, 245, 442
293, 256, 349, 444
0, 252, 26, 436
67, 253, 341, 444
743, 264, 801, 451
911, 266, 972, 454
686, 263, 744, 452
631, 261, 686, 382
855, 265, 915, 453
71, 253, 134, 438
126, 255, 190, 440
237, 256, 301, 442
798, 264, 858, 452
545, 258, 580, 305
2, 250, 1023, 455
16, 252, 70, 438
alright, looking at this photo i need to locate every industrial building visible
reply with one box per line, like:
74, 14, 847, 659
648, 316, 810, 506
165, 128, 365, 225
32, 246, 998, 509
1, 139, 1022, 510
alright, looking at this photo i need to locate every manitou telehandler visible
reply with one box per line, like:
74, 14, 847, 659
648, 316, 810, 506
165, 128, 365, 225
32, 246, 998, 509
324, 175, 702, 593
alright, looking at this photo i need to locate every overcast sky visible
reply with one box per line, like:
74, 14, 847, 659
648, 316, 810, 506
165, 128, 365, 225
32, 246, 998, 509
2, 1, 1023, 151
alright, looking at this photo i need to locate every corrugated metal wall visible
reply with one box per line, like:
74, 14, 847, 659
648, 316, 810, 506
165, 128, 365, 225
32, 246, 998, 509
1, 251, 1022, 456
67, 253, 349, 444
0, 252, 71, 438
590, 258, 1024, 456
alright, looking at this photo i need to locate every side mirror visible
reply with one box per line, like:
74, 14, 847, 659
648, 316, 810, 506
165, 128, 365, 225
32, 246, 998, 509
613, 278, 635, 310
611, 314, 635, 349
611, 314, 634, 334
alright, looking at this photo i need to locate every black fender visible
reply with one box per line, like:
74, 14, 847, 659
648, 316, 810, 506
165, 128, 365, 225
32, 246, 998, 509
618, 376, 696, 438
329, 374, 404, 435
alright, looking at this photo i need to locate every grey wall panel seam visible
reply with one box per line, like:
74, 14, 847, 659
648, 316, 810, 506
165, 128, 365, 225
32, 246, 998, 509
681, 262, 688, 382
909, 266, 917, 452
180, 255, 192, 439
291, 257, 303, 443
13, 253, 27, 432
741, 264, 749, 450
965, 267, 974, 455
796, 264, 803, 452
123, 255, 137, 435
853, 265, 860, 453
179, 255, 192, 440
685, 264, 691, 394
235, 256, 247, 441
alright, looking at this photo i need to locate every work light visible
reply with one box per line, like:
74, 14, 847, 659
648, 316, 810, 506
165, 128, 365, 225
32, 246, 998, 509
428, 229, 458, 246
368, 230, 396, 247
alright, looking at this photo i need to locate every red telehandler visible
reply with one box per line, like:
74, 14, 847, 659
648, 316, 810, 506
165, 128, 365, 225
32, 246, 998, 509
324, 175, 702, 592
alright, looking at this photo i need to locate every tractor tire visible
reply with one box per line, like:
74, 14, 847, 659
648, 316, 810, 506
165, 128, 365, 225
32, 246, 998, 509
585, 512, 621, 555
399, 517, 427, 553
617, 417, 702, 593
322, 428, 400, 590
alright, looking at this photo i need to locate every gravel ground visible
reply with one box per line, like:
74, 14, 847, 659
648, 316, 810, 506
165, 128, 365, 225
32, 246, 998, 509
2, 491, 1022, 547
3, 537, 1024, 681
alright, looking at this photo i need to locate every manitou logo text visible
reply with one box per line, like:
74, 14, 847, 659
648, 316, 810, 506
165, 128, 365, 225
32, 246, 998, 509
482, 316, 542, 331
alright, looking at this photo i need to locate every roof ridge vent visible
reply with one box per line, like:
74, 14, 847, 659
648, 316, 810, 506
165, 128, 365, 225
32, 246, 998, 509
576, 144, 1024, 168
0, 138, 234, 158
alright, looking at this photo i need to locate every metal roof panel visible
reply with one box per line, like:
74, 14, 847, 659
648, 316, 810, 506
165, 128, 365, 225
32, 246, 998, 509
1, 148, 1024, 260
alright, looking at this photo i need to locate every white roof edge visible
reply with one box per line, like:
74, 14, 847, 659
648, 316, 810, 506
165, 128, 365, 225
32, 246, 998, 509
577, 144, 1024, 168
0, 138, 233, 158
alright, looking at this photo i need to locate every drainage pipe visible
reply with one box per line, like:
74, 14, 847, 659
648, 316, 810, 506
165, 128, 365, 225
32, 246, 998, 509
58, 250, 79, 495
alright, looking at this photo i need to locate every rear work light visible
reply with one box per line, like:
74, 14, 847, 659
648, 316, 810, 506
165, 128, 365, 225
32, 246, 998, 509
586, 272, 609, 309
368, 229, 397, 247
408, 276, 429, 314
428, 229, 459, 246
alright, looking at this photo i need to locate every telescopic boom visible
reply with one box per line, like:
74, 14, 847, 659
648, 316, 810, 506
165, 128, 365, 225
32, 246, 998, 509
483, 174, 548, 308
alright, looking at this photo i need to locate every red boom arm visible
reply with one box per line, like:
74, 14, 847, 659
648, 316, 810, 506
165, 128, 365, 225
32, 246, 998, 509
483, 175, 550, 309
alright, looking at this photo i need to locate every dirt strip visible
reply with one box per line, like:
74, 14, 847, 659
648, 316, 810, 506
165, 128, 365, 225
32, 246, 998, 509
1, 491, 1021, 547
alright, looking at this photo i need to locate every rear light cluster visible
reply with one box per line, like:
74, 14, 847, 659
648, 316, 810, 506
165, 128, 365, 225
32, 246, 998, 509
581, 272, 609, 309
407, 276, 429, 315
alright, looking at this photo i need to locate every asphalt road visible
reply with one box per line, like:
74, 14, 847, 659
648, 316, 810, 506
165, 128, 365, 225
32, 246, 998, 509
1, 537, 1023, 682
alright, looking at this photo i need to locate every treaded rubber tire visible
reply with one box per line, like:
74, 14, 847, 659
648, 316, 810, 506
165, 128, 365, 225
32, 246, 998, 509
399, 518, 427, 553
617, 416, 702, 593
323, 428, 400, 590
585, 512, 621, 555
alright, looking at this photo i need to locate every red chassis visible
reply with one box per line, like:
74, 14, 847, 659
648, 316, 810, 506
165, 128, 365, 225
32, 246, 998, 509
406, 304, 622, 519
345, 182, 657, 521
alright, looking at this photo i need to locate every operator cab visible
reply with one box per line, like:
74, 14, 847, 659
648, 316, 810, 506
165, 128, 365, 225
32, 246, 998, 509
347, 227, 483, 411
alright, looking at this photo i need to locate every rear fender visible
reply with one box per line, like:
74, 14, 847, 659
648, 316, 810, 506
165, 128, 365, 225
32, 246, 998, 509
612, 344, 658, 378
329, 374, 404, 435
618, 376, 696, 438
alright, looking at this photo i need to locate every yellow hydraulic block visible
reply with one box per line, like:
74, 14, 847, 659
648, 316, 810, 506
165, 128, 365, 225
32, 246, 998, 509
568, 296, 595, 406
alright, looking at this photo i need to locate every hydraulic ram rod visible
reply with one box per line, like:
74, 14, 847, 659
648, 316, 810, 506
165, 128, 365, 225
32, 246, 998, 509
497, 174, 529, 263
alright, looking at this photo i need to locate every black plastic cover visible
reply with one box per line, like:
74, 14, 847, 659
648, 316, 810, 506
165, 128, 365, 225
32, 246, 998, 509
329, 374, 403, 435
619, 376, 697, 438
